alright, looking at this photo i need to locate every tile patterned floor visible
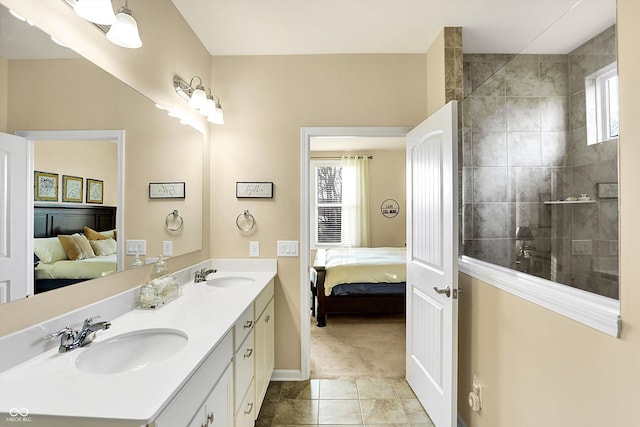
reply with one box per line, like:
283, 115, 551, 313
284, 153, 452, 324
256, 378, 435, 426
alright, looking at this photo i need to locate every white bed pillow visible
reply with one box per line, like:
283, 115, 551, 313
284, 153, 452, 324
34, 237, 69, 264
90, 238, 117, 256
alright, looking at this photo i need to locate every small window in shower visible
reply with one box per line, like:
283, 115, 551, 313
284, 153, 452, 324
586, 62, 619, 145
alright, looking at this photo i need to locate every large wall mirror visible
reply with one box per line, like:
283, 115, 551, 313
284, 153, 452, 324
0, 3, 203, 302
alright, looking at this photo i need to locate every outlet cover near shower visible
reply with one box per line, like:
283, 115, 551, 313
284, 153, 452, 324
572, 240, 592, 256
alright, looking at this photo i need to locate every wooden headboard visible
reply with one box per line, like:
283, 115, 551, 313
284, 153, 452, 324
34, 205, 117, 238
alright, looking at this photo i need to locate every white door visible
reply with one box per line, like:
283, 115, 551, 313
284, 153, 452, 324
405, 101, 458, 427
0, 132, 31, 302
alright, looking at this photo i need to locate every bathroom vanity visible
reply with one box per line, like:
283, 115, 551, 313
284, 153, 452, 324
0, 260, 276, 427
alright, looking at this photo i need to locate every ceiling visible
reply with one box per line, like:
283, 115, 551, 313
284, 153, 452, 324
171, 0, 616, 56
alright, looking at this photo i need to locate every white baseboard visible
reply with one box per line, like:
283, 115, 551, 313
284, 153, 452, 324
272, 369, 305, 381
458, 414, 468, 427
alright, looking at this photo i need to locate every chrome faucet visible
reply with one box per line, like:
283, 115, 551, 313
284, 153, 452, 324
45, 315, 111, 353
194, 267, 217, 283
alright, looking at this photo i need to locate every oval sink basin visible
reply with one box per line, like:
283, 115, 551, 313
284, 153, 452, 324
206, 276, 256, 288
75, 328, 188, 374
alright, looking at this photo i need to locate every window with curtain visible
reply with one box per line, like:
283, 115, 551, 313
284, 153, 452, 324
311, 157, 370, 248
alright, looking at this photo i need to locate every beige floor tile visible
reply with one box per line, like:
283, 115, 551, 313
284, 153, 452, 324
319, 379, 359, 399
360, 399, 409, 424
281, 379, 320, 399
318, 400, 363, 425
356, 379, 398, 399
265, 382, 283, 401
393, 380, 416, 399
273, 399, 319, 424
401, 399, 433, 423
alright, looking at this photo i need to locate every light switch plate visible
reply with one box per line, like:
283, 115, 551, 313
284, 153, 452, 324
250, 241, 260, 257
277, 240, 299, 257
125, 239, 146, 255
162, 240, 173, 257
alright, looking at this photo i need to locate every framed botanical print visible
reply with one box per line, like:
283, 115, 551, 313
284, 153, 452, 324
62, 175, 83, 203
34, 171, 58, 201
86, 179, 104, 204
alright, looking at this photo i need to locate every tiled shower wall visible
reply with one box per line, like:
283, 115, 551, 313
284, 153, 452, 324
461, 25, 619, 299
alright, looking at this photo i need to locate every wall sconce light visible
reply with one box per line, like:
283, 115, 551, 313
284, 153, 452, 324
173, 75, 224, 125
69, 0, 142, 49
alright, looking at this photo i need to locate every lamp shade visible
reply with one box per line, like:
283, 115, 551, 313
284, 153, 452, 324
189, 87, 207, 110
207, 105, 224, 125
106, 8, 142, 49
74, 0, 117, 25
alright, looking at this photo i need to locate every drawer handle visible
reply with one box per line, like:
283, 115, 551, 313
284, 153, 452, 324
244, 348, 253, 358
244, 320, 253, 329
244, 402, 254, 415
207, 412, 214, 424
265, 314, 271, 323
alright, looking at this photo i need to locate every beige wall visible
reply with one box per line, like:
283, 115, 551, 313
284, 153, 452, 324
426, 29, 446, 116
209, 54, 427, 370
0, 55, 6, 132
0, 0, 211, 335
35, 140, 118, 206
311, 149, 406, 248
457, 1, 640, 425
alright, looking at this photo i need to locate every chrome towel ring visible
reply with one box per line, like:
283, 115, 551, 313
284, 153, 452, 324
166, 210, 184, 232
236, 210, 256, 232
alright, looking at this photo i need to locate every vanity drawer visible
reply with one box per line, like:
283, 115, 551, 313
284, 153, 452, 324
234, 306, 254, 350
234, 329, 255, 414
254, 279, 274, 318
235, 379, 256, 427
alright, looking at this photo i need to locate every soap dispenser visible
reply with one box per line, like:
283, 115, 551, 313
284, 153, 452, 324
131, 254, 144, 268
150, 255, 168, 279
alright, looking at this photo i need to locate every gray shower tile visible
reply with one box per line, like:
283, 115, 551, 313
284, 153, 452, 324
473, 204, 509, 238
598, 138, 618, 163
462, 167, 473, 205
569, 54, 598, 95
569, 91, 586, 131
599, 200, 619, 241
505, 55, 539, 97
571, 128, 599, 167
548, 167, 572, 201
508, 167, 549, 203
541, 132, 569, 167
540, 60, 569, 96
508, 202, 541, 239
462, 129, 473, 166
470, 97, 506, 131
473, 238, 512, 268
472, 131, 507, 166
507, 97, 540, 132
572, 205, 598, 240
540, 96, 568, 131
469, 62, 505, 97
507, 132, 541, 167
473, 167, 508, 202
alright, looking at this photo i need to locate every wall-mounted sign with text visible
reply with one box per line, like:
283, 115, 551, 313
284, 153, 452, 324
381, 199, 400, 218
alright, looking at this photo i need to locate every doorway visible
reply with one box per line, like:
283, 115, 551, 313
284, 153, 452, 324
299, 126, 410, 379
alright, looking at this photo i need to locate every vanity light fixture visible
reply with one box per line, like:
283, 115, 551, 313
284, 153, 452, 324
173, 75, 225, 125
73, 0, 117, 25
105, 1, 142, 48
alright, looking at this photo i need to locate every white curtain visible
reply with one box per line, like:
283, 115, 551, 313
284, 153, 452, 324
341, 156, 370, 247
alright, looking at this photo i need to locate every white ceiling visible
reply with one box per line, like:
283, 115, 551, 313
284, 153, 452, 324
171, 0, 616, 56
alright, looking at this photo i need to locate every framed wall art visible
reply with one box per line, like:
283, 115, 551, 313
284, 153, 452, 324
236, 182, 274, 198
86, 179, 104, 204
149, 182, 186, 199
34, 171, 58, 201
62, 175, 83, 203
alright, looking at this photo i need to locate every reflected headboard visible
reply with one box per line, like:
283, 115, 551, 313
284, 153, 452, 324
34, 205, 117, 238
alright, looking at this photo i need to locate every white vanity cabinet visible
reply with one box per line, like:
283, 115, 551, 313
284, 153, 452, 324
254, 282, 275, 411
154, 332, 233, 427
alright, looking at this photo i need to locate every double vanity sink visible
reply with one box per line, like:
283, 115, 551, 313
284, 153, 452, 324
0, 261, 276, 426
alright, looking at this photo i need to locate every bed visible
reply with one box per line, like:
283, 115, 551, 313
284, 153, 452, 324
312, 247, 406, 327
33, 205, 117, 294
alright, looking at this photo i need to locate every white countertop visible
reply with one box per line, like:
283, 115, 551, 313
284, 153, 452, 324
0, 266, 276, 423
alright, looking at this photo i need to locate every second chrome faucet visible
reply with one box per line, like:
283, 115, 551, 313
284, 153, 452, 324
45, 315, 111, 353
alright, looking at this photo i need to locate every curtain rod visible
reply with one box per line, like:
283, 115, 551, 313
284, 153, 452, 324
310, 155, 373, 160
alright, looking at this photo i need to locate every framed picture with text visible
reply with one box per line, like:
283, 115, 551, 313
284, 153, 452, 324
236, 182, 274, 198
86, 179, 104, 204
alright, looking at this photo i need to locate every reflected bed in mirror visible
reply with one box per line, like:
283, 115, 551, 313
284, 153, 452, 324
0, 3, 204, 302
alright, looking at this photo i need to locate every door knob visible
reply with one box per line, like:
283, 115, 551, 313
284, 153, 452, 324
433, 286, 451, 298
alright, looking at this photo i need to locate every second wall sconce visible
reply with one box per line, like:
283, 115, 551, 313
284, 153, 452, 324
173, 75, 224, 125
69, 0, 142, 49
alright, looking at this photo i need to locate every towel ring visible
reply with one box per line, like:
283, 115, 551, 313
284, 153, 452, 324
236, 210, 256, 232
165, 210, 184, 232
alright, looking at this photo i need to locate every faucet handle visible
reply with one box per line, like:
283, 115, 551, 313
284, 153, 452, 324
44, 326, 74, 341
83, 315, 102, 325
